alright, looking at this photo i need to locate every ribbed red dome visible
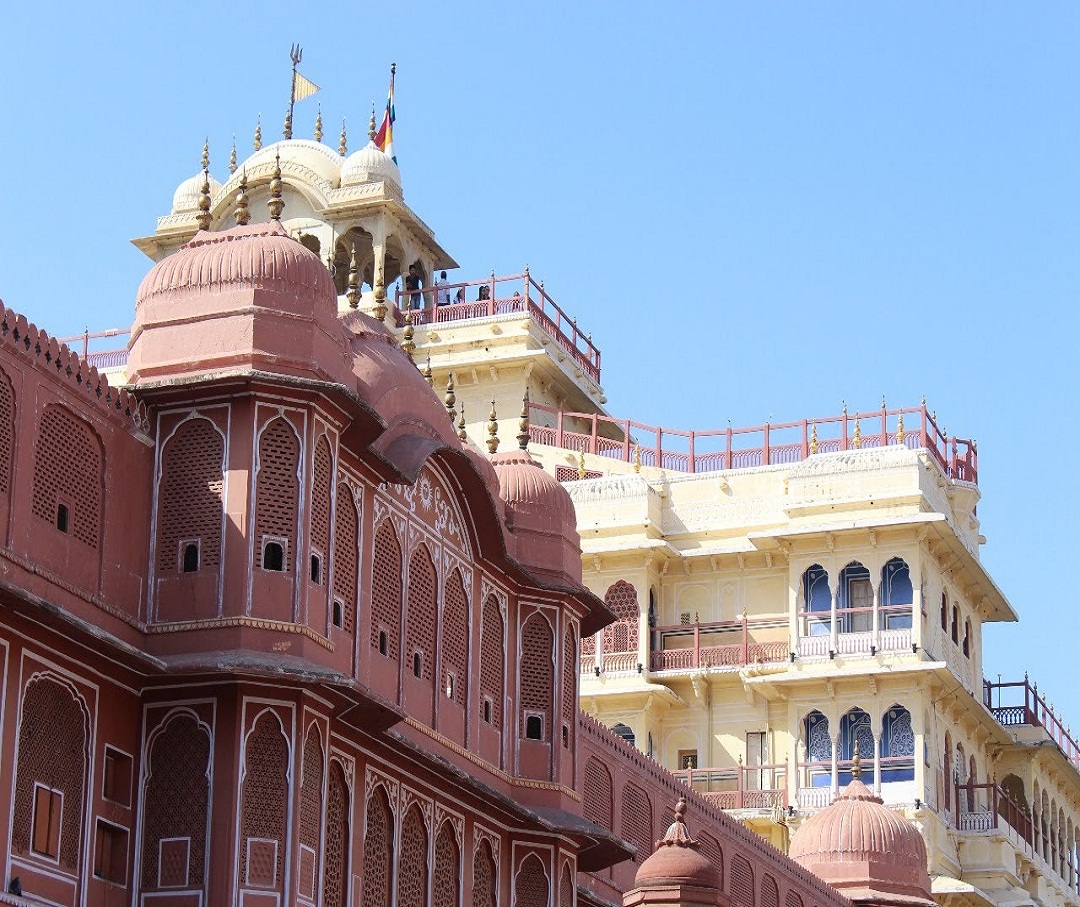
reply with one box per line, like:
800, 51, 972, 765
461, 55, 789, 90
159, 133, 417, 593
136, 222, 335, 309
789, 779, 932, 905
634, 798, 722, 891
490, 449, 575, 527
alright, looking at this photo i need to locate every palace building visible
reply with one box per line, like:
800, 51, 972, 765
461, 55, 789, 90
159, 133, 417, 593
11, 76, 1070, 907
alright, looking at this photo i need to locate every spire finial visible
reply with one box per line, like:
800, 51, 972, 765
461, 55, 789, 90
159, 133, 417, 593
516, 391, 530, 450
809, 422, 819, 455
372, 277, 387, 321
368, 104, 377, 141
851, 739, 862, 779
195, 157, 213, 232
457, 404, 467, 443
896, 412, 905, 443
444, 373, 457, 425
422, 356, 433, 387
283, 105, 293, 141
655, 797, 697, 849
201, 138, 209, 172
234, 168, 251, 226
401, 308, 416, 362
339, 118, 348, 156
577, 449, 586, 480
229, 137, 237, 174
268, 151, 284, 220
486, 400, 500, 454
346, 245, 360, 309
253, 115, 262, 151
314, 104, 323, 142
853, 416, 863, 449
633, 444, 642, 473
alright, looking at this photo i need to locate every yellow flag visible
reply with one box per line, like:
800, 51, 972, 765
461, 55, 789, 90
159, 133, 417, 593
292, 71, 320, 103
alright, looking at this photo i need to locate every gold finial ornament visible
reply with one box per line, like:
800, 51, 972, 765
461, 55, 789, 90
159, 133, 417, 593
195, 167, 213, 231
283, 106, 293, 142
422, 356, 433, 387
444, 373, 457, 425
339, 119, 347, 156
577, 449, 586, 480
234, 168, 251, 226
517, 392, 530, 450
229, 138, 237, 174
401, 308, 415, 362
253, 115, 262, 151
268, 151, 285, 220
368, 105, 377, 141
851, 739, 862, 779
853, 417, 862, 449
457, 405, 467, 442
201, 139, 209, 171
314, 105, 323, 142
346, 245, 360, 309
633, 444, 642, 473
486, 400, 500, 454
896, 413, 905, 443
372, 277, 387, 321
809, 423, 819, 455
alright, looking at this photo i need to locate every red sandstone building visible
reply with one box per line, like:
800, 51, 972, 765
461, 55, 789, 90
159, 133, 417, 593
0, 137, 931, 907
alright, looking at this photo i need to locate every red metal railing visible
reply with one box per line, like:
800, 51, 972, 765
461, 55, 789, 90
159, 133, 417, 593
984, 676, 1080, 771
394, 271, 601, 382
649, 615, 789, 672
672, 763, 788, 810
59, 328, 130, 371
528, 401, 978, 483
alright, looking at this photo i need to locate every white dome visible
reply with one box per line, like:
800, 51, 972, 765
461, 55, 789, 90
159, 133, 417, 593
171, 171, 223, 214
240, 140, 343, 188
340, 141, 401, 188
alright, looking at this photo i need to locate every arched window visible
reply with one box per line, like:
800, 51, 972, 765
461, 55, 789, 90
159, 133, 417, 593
31, 405, 104, 549
802, 565, 831, 636
362, 786, 393, 907
433, 822, 460, 907
602, 581, 639, 654
839, 708, 875, 784
881, 558, 913, 629
405, 545, 437, 684
620, 783, 652, 863
520, 613, 554, 743
943, 732, 952, 811
156, 418, 224, 575
560, 628, 575, 748
761, 874, 780, 907
322, 761, 349, 907
611, 722, 636, 748
440, 569, 469, 707
371, 520, 403, 660
881, 705, 915, 782
951, 605, 959, 644
839, 561, 872, 632
472, 840, 497, 907
940, 592, 948, 631
297, 726, 324, 897
239, 713, 289, 889
332, 485, 358, 632
963, 619, 971, 657
730, 855, 755, 907
583, 757, 613, 829
254, 418, 300, 572
309, 435, 333, 585
515, 854, 549, 907
398, 805, 428, 907
480, 595, 504, 728
804, 710, 831, 787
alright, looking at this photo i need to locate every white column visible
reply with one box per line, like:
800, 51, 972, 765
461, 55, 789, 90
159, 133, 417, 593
830, 581, 839, 655
872, 581, 881, 651
872, 715, 883, 796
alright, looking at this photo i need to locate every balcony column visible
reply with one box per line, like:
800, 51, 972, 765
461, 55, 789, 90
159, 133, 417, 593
911, 708, 927, 809
911, 558, 924, 651
871, 714, 883, 797
829, 579, 839, 656
830, 731, 839, 800
872, 580, 881, 652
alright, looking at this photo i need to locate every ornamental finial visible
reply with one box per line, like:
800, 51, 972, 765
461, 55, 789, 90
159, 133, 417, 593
486, 400, 500, 454
444, 373, 457, 425
852, 739, 862, 779
853, 417, 862, 449
372, 277, 387, 321
517, 391, 530, 450
346, 245, 360, 309
283, 106, 293, 141
229, 137, 237, 173
368, 104, 377, 141
422, 356, 433, 388
633, 444, 642, 473
234, 168, 251, 226
655, 797, 697, 849
314, 104, 323, 142
253, 115, 263, 151
809, 422, 819, 455
195, 165, 212, 232
201, 138, 209, 172
577, 449, 586, 480
268, 151, 284, 220
457, 404, 467, 443
896, 413, 905, 443
401, 308, 416, 362
339, 118, 348, 156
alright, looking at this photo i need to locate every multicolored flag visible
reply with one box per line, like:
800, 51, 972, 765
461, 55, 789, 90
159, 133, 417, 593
374, 63, 397, 163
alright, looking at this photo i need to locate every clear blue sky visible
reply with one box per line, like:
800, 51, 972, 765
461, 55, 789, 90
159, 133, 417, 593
1, 4, 1076, 720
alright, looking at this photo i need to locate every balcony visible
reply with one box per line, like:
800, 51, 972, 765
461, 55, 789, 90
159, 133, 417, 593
59, 328, 130, 372
393, 272, 601, 383
672, 762, 788, 812
648, 616, 789, 673
528, 401, 977, 481
797, 604, 914, 659
984, 676, 1080, 771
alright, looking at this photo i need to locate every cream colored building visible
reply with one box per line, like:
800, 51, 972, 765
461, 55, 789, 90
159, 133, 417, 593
109, 118, 1080, 907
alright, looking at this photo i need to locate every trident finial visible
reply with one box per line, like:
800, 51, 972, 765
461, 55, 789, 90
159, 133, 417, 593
346, 245, 360, 309
268, 151, 284, 220
486, 400, 500, 454
234, 168, 251, 226
516, 392, 530, 450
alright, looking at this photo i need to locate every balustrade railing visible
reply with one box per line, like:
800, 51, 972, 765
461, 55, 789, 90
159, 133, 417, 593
394, 272, 600, 382
984, 676, 1080, 771
529, 401, 977, 483
58, 328, 129, 371
648, 616, 788, 673
671, 763, 788, 811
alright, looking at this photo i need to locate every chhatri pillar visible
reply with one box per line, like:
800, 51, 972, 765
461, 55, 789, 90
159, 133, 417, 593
623, 798, 727, 907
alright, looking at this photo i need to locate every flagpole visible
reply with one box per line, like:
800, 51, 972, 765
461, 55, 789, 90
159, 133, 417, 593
286, 44, 302, 140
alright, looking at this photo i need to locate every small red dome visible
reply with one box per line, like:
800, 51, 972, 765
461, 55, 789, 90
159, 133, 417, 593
789, 778, 932, 904
136, 221, 335, 309
490, 449, 575, 529
634, 799, 722, 891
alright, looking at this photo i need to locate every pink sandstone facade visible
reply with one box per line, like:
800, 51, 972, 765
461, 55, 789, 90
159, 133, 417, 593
0, 205, 870, 907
